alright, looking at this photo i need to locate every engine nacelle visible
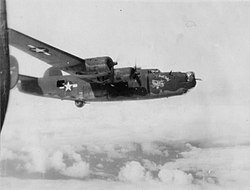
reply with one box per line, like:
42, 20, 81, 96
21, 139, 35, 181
9, 55, 19, 89
43, 67, 63, 77
85, 56, 117, 73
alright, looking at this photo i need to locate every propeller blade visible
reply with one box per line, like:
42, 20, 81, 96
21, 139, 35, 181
135, 75, 142, 86
130, 66, 142, 86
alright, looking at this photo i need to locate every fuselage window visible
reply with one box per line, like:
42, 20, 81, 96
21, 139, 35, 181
57, 80, 65, 88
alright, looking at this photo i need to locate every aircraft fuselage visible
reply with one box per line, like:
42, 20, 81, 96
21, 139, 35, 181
17, 68, 196, 107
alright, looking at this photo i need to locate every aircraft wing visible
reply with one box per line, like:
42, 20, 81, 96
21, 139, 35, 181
8, 28, 86, 74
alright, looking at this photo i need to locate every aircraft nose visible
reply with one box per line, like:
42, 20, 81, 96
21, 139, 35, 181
186, 71, 196, 88
186, 71, 195, 81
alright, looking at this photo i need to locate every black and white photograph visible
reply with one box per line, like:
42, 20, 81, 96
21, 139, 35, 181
1, 0, 250, 189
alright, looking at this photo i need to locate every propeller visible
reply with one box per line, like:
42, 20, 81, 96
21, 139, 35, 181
113, 54, 125, 67
193, 72, 202, 81
195, 78, 202, 81
187, 72, 202, 82
130, 65, 141, 86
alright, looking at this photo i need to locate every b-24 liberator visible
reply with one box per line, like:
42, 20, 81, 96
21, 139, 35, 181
8, 29, 198, 108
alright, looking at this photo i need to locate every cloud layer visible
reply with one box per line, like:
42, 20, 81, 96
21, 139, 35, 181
2, 142, 250, 189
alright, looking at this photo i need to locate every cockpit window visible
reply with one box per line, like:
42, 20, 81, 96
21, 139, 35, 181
150, 69, 160, 73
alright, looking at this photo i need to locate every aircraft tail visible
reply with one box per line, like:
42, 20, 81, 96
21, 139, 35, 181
17, 75, 43, 96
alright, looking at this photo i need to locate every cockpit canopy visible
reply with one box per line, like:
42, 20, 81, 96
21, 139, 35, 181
148, 69, 160, 73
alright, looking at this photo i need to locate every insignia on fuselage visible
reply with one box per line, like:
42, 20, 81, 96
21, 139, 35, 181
57, 80, 78, 92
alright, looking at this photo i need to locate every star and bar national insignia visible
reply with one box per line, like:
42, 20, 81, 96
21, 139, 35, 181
27, 45, 51, 56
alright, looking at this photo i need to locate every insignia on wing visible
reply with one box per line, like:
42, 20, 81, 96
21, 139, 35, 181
27, 45, 51, 56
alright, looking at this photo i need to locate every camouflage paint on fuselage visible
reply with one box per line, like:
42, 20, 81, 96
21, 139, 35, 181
17, 69, 196, 103
104, 70, 196, 101
148, 71, 196, 98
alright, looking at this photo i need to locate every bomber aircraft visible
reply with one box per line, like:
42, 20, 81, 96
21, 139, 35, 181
8, 29, 198, 108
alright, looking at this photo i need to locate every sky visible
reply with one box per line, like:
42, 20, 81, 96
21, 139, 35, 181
1, 0, 250, 189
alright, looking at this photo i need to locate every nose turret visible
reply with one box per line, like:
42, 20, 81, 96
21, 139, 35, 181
186, 71, 196, 89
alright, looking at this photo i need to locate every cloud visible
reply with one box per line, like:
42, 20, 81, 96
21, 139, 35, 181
46, 149, 90, 178
48, 151, 66, 171
158, 169, 193, 185
118, 160, 193, 186
0, 148, 18, 161
142, 159, 159, 172
0, 177, 200, 190
159, 144, 250, 188
140, 142, 165, 156
23, 146, 47, 174
2, 143, 250, 189
61, 161, 89, 178
118, 161, 152, 183
2, 138, 250, 189
47, 147, 91, 178
0, 145, 90, 179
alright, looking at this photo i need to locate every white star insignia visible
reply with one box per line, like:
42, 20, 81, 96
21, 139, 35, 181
64, 82, 73, 91
27, 45, 51, 56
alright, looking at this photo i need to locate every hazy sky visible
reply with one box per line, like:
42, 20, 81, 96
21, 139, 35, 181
1, 1, 250, 189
